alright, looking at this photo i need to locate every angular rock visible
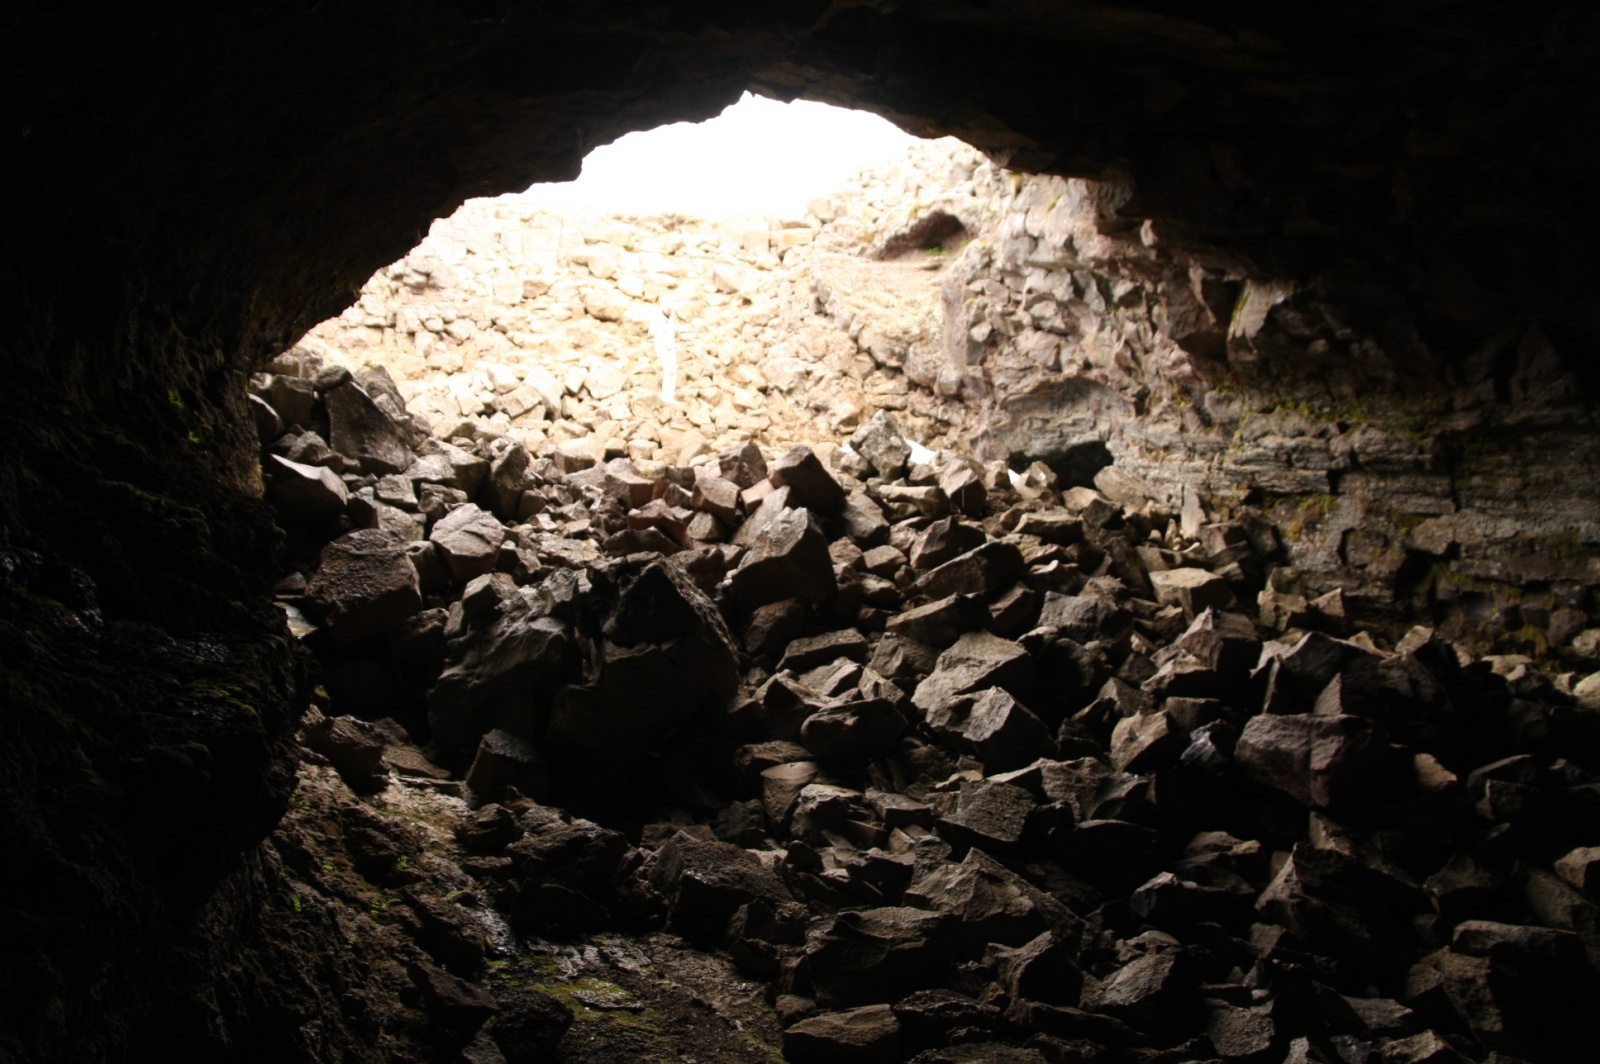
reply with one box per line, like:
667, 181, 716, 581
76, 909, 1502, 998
464, 728, 551, 804
1109, 710, 1183, 773
718, 440, 769, 489
1256, 844, 1420, 978
783, 1004, 901, 1064
913, 632, 1037, 716
1176, 608, 1263, 677
305, 528, 422, 643
770, 444, 847, 515
992, 931, 1083, 1009
806, 907, 949, 1007
1235, 712, 1402, 810
839, 491, 891, 547
543, 560, 739, 779
429, 503, 507, 583
850, 410, 912, 479
1205, 1002, 1276, 1059
691, 474, 741, 525
938, 463, 987, 517
428, 592, 576, 754
909, 519, 986, 573
925, 687, 1057, 773
1037, 592, 1131, 644
782, 629, 871, 672
744, 598, 808, 659
267, 453, 349, 528
325, 381, 414, 475
916, 541, 1025, 600
728, 507, 836, 610
904, 849, 1069, 957
649, 831, 792, 939
887, 594, 989, 647
801, 698, 906, 761
486, 442, 532, 519
1148, 566, 1233, 618
302, 711, 388, 791
409, 961, 498, 1030
939, 779, 1036, 850
1081, 949, 1197, 1034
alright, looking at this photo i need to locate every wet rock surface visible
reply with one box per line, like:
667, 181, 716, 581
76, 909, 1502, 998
244, 375, 1600, 1063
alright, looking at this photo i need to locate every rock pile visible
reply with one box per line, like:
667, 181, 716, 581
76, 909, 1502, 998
289, 137, 1001, 464
291, 134, 1600, 660
259, 356, 1600, 1064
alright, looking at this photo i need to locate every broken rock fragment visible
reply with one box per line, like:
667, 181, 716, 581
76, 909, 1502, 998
728, 506, 836, 610
782, 1004, 901, 1064
305, 527, 422, 644
429, 503, 507, 583
769, 444, 847, 515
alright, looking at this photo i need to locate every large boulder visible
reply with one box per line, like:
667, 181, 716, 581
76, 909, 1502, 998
325, 380, 414, 474
429, 503, 507, 583
769, 444, 847, 515
541, 559, 739, 773
649, 830, 793, 940
266, 453, 348, 530
305, 528, 423, 644
728, 505, 836, 610
428, 586, 577, 755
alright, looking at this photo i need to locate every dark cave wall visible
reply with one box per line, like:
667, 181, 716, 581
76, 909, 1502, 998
2, 2, 1599, 1060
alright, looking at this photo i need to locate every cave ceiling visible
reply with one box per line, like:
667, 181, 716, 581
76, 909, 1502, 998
6, 1, 1598, 372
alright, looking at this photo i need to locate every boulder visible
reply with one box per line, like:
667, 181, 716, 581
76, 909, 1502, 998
924, 687, 1057, 773
904, 849, 1069, 957
542, 559, 739, 771
429, 503, 507, 583
718, 440, 769, 489
938, 779, 1037, 850
886, 594, 989, 647
782, 1005, 901, 1064
266, 453, 348, 528
464, 729, 552, 805
305, 528, 423, 644
806, 907, 949, 1007
850, 410, 912, 479
728, 506, 836, 610
325, 381, 414, 474
769, 444, 847, 515
1235, 712, 1403, 810
427, 590, 576, 754
649, 831, 793, 939
1148, 566, 1233, 618
801, 699, 907, 761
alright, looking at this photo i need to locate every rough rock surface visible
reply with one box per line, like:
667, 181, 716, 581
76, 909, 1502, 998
7, 5, 1600, 1063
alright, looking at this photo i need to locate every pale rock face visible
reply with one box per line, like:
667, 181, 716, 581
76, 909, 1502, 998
289, 133, 1600, 653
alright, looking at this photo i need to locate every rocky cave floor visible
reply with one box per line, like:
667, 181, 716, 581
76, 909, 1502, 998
255, 345, 1600, 1064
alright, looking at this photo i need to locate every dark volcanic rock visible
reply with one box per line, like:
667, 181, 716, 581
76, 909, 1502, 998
729, 505, 837, 610
770, 444, 847, 515
325, 381, 414, 475
649, 831, 793, 940
305, 528, 422, 644
807, 906, 950, 1007
783, 1004, 901, 1064
428, 589, 576, 755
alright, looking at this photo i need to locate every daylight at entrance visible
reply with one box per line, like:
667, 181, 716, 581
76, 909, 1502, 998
523, 92, 923, 217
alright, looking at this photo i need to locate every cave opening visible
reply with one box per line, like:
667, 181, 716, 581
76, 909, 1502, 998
10, 7, 1600, 1064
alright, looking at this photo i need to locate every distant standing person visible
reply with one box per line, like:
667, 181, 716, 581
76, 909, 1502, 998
651, 304, 678, 404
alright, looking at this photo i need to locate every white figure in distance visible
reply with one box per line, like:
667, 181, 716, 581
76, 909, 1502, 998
650, 303, 679, 405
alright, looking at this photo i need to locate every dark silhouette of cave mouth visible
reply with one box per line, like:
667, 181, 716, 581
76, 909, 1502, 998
1008, 439, 1114, 488
876, 209, 970, 260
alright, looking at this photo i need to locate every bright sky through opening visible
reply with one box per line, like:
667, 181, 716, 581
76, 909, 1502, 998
523, 93, 922, 219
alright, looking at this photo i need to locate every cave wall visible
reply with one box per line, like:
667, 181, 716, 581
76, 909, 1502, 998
3, 2, 1599, 1060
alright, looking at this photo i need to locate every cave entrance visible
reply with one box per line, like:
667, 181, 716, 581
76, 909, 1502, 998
283, 91, 998, 459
